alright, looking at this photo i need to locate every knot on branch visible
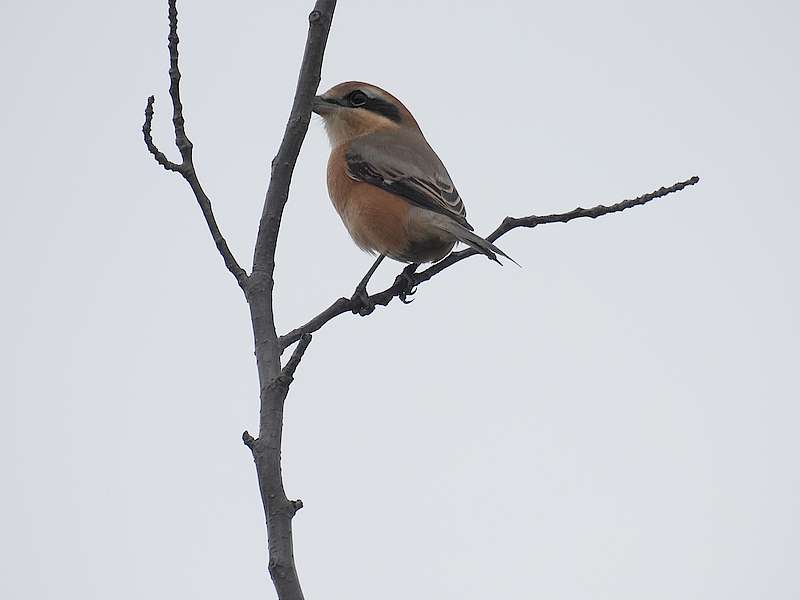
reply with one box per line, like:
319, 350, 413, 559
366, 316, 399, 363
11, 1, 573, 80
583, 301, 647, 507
290, 499, 304, 515
176, 136, 194, 154
309, 10, 321, 23
288, 114, 311, 131
265, 373, 293, 394
501, 216, 518, 229
245, 270, 274, 301
242, 430, 257, 450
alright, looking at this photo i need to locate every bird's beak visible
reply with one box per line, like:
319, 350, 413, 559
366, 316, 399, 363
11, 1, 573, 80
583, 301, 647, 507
312, 95, 338, 116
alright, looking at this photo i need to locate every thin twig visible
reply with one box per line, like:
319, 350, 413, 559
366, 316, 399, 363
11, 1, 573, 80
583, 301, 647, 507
166, 0, 192, 165
142, 0, 248, 289
283, 334, 313, 379
279, 176, 700, 350
142, 96, 182, 172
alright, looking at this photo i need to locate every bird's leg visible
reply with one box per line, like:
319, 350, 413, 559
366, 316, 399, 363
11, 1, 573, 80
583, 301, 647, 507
395, 263, 419, 304
351, 254, 385, 316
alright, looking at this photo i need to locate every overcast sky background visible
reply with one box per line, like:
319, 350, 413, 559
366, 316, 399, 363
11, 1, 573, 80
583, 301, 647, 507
3, 1, 798, 598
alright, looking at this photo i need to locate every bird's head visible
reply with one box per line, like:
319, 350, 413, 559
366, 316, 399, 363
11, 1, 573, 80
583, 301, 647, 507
312, 81, 420, 146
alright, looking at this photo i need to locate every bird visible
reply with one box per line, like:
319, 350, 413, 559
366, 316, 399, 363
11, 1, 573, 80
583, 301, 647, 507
311, 81, 514, 311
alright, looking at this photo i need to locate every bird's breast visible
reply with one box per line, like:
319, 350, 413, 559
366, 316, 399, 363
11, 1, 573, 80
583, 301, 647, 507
326, 144, 454, 263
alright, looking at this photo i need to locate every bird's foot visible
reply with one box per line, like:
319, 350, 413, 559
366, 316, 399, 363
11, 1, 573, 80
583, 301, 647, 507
351, 283, 376, 316
395, 263, 419, 304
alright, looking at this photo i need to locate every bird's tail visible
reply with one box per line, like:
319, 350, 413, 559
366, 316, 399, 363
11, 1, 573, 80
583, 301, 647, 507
436, 219, 519, 266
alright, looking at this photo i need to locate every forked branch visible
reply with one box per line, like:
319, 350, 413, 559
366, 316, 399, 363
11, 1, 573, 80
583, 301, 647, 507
142, 0, 248, 289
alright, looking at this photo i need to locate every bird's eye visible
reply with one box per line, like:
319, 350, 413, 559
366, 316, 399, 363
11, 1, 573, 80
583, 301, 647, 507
348, 90, 368, 107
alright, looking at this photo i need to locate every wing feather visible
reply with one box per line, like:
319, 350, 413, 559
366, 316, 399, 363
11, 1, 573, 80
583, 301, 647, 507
345, 130, 473, 230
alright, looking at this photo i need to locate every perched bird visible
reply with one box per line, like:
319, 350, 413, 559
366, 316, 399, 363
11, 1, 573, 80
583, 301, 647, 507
312, 81, 514, 307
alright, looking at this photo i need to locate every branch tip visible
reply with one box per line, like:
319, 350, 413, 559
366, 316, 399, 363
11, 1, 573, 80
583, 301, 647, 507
242, 430, 257, 449
142, 95, 182, 172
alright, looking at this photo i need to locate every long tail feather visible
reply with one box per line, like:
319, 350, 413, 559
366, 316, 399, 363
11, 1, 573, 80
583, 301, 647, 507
437, 220, 519, 266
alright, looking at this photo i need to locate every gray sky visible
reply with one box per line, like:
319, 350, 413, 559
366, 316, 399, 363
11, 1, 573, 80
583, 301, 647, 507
3, 1, 798, 598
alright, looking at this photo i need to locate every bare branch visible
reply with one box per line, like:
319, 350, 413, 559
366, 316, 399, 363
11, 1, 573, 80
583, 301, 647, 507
166, 0, 193, 165
283, 334, 313, 379
280, 298, 351, 351
279, 176, 700, 350
181, 168, 249, 288
251, 4, 336, 278
142, 96, 182, 172
238, 4, 337, 600
242, 430, 257, 450
142, 0, 248, 289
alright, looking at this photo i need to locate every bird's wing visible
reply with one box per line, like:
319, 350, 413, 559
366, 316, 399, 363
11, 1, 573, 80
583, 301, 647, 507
345, 129, 473, 230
